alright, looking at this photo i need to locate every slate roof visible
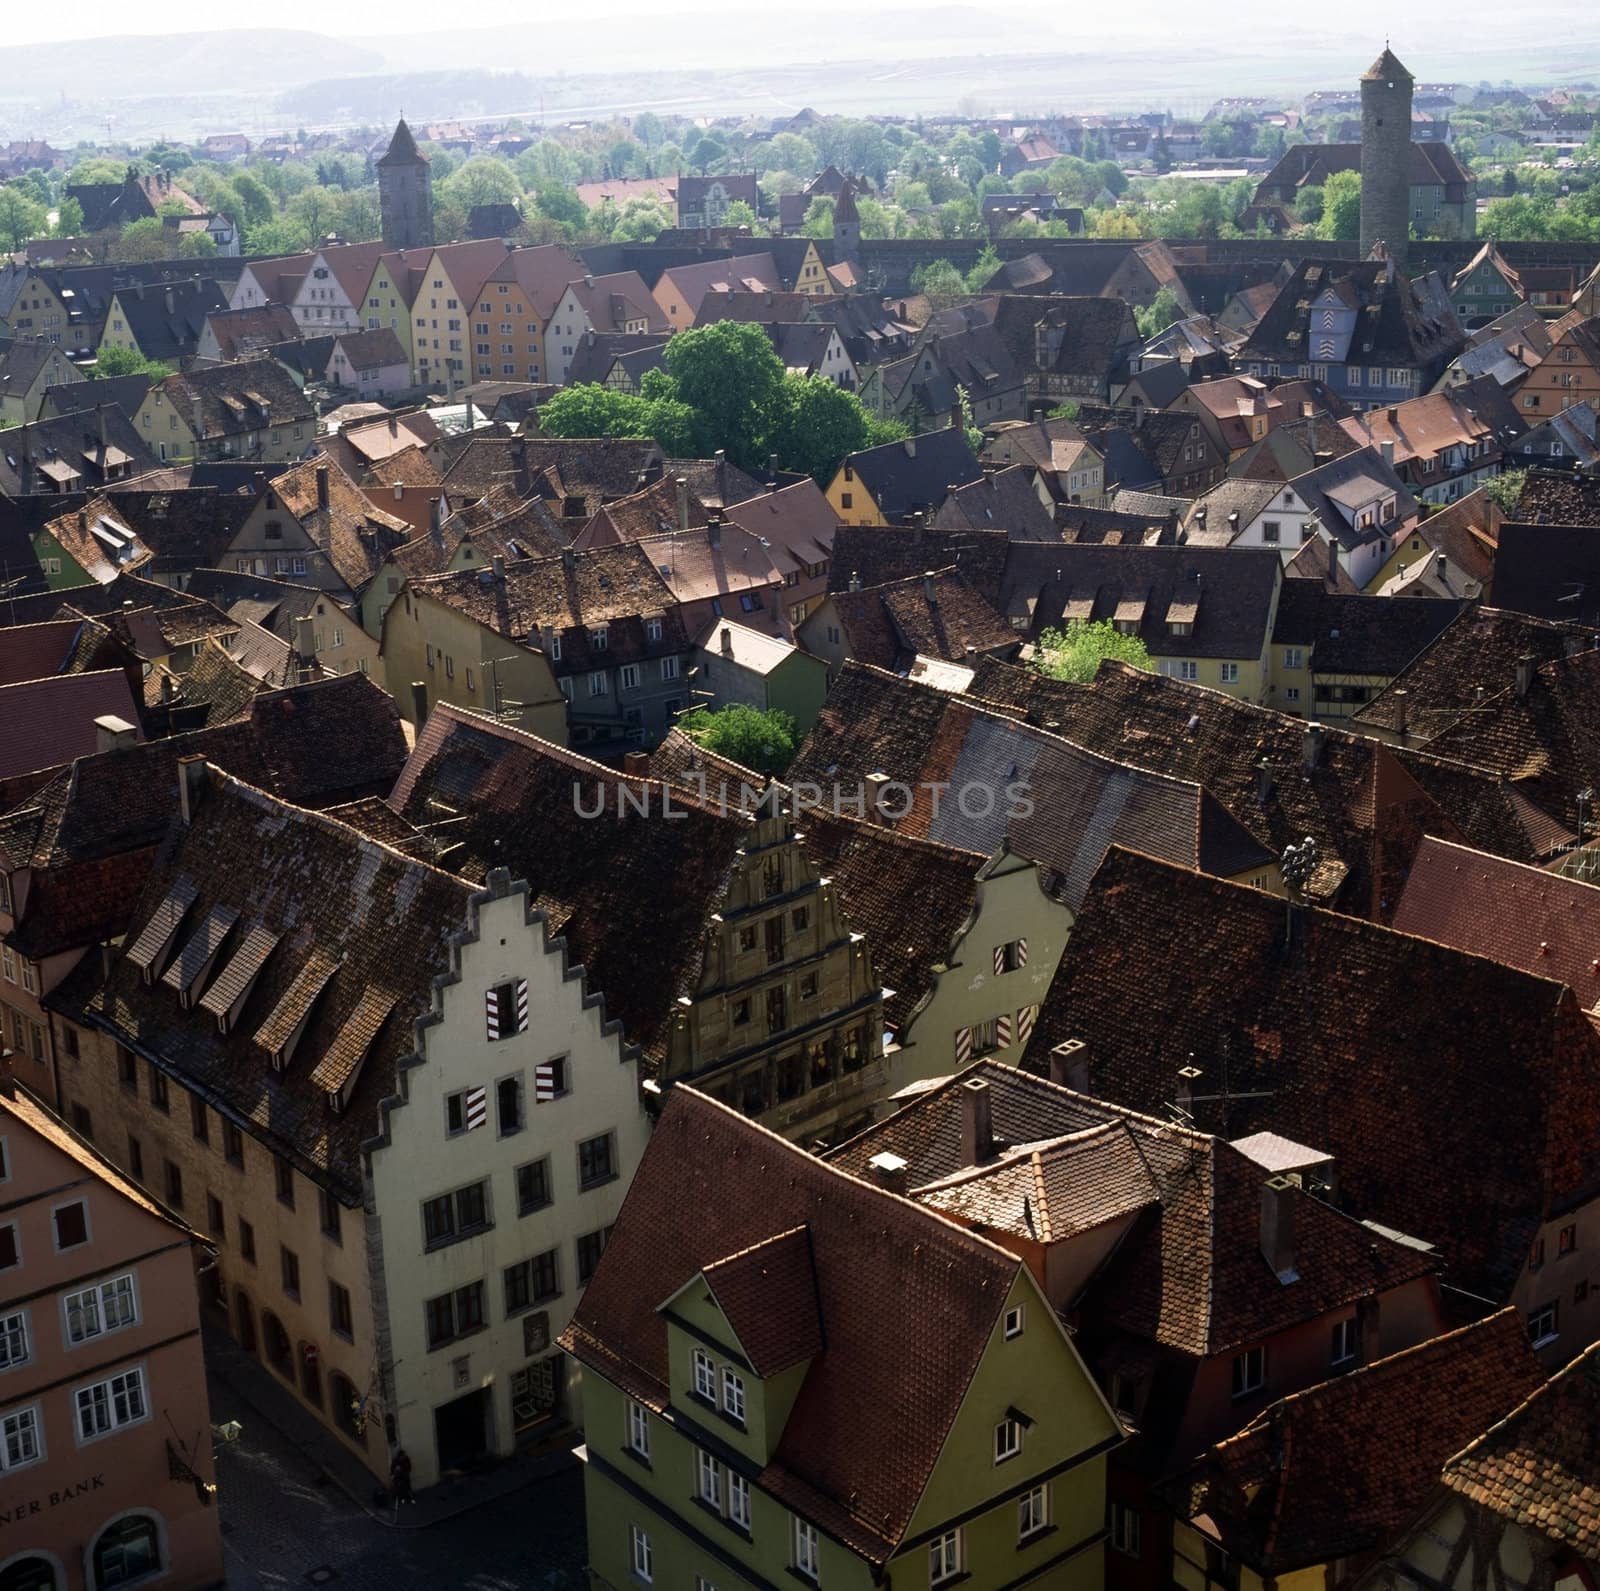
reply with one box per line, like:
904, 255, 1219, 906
71, 770, 469, 1199
1024, 846, 1600, 1300
1269, 588, 1463, 674
265, 456, 411, 594
40, 497, 153, 583
154, 360, 313, 441
572, 475, 707, 548
1514, 467, 1600, 526
825, 570, 1017, 671
1442, 1337, 1600, 1555
385, 706, 744, 1059
112, 277, 229, 364
41, 373, 149, 423
999, 541, 1281, 658
1492, 522, 1600, 629
103, 485, 259, 579
560, 1086, 1039, 1565
789, 662, 1273, 907
835, 428, 984, 522
929, 465, 1059, 540
0, 618, 80, 685
828, 525, 1008, 607
199, 305, 302, 362
990, 294, 1139, 383
0, 405, 160, 496
330, 327, 408, 373
141, 636, 264, 734
1182, 1310, 1543, 1576
0, 669, 143, 782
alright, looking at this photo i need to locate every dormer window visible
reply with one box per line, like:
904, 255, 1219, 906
589, 625, 608, 650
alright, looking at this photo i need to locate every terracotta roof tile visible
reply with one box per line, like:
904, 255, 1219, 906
701, 1226, 824, 1377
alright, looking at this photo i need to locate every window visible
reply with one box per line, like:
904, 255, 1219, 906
148, 1065, 169, 1114
65, 1274, 137, 1345
1231, 1345, 1266, 1397
645, 618, 663, 643
445, 1086, 489, 1135
626, 1398, 651, 1460
930, 1530, 963, 1583
995, 1416, 1022, 1462
722, 1366, 746, 1424
1529, 1300, 1559, 1348
223, 1118, 244, 1167
425, 1281, 487, 1348
164, 1159, 183, 1209
1331, 1317, 1359, 1366
630, 1524, 653, 1583
190, 1094, 209, 1143
534, 1055, 569, 1102
1283, 647, 1304, 669
497, 1076, 524, 1135
995, 938, 1027, 973
54, 1200, 89, 1251
127, 1136, 144, 1183
1004, 1304, 1025, 1339
1530, 1236, 1547, 1268
1018, 1483, 1050, 1540
274, 1156, 295, 1208
693, 1348, 717, 1402
800, 972, 818, 1000
728, 1470, 751, 1530
660, 656, 679, 681
207, 1194, 224, 1238
578, 1133, 616, 1190
516, 1157, 551, 1214
239, 1218, 256, 1263
1286, 687, 1301, 703
793, 1517, 820, 1581
328, 1281, 353, 1341
697, 1447, 722, 1508
0, 1405, 41, 1472
505, 1248, 559, 1313
76, 1366, 148, 1439
576, 1225, 612, 1283
1261, 519, 1281, 544
485, 980, 528, 1041
423, 1181, 491, 1247
620, 663, 640, 691
589, 671, 609, 697
320, 1189, 342, 1244
1219, 663, 1240, 684
1559, 1223, 1578, 1256
0, 1308, 28, 1371
117, 1048, 138, 1091
281, 1246, 301, 1300
1110, 1501, 1141, 1557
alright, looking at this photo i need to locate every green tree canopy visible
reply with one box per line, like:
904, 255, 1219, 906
678, 704, 796, 777
1031, 620, 1154, 682
442, 156, 521, 209
54, 197, 85, 237
1135, 283, 1184, 339
536, 382, 696, 456
0, 186, 48, 250
93, 344, 174, 380
767, 375, 876, 484
1318, 170, 1362, 240
664, 321, 786, 468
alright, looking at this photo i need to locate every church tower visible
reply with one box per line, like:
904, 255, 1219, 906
1360, 46, 1413, 269
832, 179, 860, 267
378, 117, 434, 250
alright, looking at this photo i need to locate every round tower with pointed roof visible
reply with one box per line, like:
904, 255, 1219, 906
832, 178, 860, 266
1360, 46, 1413, 270
378, 117, 434, 251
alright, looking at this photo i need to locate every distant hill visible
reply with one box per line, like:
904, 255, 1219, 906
0, 29, 382, 100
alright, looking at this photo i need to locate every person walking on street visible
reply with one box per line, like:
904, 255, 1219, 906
390, 1448, 416, 1509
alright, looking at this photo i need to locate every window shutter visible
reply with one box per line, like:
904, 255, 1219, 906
534, 1060, 558, 1102
464, 1086, 488, 1131
1018, 1004, 1039, 1046
514, 978, 529, 1034
485, 985, 504, 1041
955, 1026, 973, 1065
1016, 938, 1028, 967
996, 1012, 1013, 1048
993, 944, 1006, 975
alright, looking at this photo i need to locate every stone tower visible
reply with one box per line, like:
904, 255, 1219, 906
1360, 46, 1413, 269
378, 117, 434, 250
832, 178, 860, 267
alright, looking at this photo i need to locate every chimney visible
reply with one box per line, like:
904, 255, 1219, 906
429, 495, 444, 531
393, 482, 404, 501
78, 509, 88, 535
583, 272, 595, 289
922, 570, 937, 603
492, 555, 506, 581
1048, 1038, 1089, 1091
707, 515, 721, 550
1380, 439, 1395, 469
867, 1150, 909, 1194
191, 396, 204, 440
1436, 553, 1447, 583
767, 452, 779, 480
98, 403, 110, 458
622, 752, 650, 776
848, 571, 861, 592
164, 286, 174, 316
388, 415, 398, 435
177, 754, 208, 826
959, 1078, 994, 1166
410, 680, 428, 727
1326, 538, 1340, 589
1392, 689, 1409, 737
720, 625, 734, 657
316, 465, 330, 510
253, 470, 266, 495
1516, 653, 1535, 698
1255, 759, 1274, 805
1260, 1175, 1298, 1283
1303, 721, 1326, 770
561, 547, 576, 574
94, 714, 137, 753
676, 474, 690, 532
903, 435, 917, 459
865, 769, 892, 821
294, 615, 317, 679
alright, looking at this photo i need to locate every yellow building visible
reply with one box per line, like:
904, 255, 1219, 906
132, 363, 314, 464
470, 244, 581, 386
824, 428, 985, 526
408, 240, 513, 393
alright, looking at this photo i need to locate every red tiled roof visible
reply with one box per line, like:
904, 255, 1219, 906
701, 1226, 824, 1377
0, 668, 142, 781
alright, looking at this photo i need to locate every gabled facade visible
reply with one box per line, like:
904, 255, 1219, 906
0, 338, 79, 425
561, 1086, 1124, 1591
544, 272, 668, 386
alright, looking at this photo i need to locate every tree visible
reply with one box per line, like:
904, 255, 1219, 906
536, 382, 696, 456
768, 375, 875, 484
93, 344, 173, 380
67, 157, 128, 185
244, 216, 312, 256
1047, 400, 1081, 421
664, 322, 786, 468
532, 185, 587, 230
444, 156, 520, 209
910, 258, 969, 309
1295, 184, 1325, 225
0, 185, 48, 250
1318, 170, 1362, 240
53, 197, 84, 237
179, 230, 218, 258
107, 216, 169, 262
721, 199, 767, 235
230, 171, 275, 228
1032, 620, 1154, 682
964, 245, 1002, 293
678, 704, 796, 777
1482, 468, 1527, 513
612, 198, 672, 242
1481, 196, 1551, 240
1202, 121, 1235, 158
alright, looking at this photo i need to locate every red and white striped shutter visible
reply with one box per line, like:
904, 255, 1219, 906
993, 944, 1006, 976
534, 1060, 558, 1102
464, 1085, 488, 1130
955, 1026, 973, 1065
514, 978, 529, 1033
1018, 1004, 1038, 1046
1016, 938, 1028, 967
997, 1012, 1013, 1048
484, 986, 502, 1041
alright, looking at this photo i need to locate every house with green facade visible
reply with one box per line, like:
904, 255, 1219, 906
1448, 242, 1524, 329
693, 619, 831, 737
561, 1086, 1124, 1591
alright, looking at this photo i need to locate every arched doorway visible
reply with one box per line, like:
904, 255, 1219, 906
0, 1554, 60, 1591
89, 1513, 163, 1588
298, 1343, 322, 1407
262, 1311, 292, 1380
234, 1291, 257, 1355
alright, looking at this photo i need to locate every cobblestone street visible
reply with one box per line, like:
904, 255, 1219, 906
209, 1363, 590, 1591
